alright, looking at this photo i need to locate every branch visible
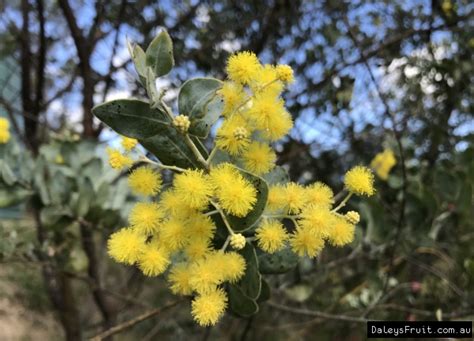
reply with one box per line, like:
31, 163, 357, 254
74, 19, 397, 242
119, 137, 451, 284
267, 301, 367, 323
90, 300, 183, 341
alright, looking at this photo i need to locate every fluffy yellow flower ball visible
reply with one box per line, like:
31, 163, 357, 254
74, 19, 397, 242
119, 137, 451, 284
191, 288, 228, 326
129, 202, 163, 234
128, 166, 162, 196
255, 220, 288, 253
344, 166, 375, 196
137, 245, 170, 276
304, 182, 334, 208
226, 51, 261, 84
290, 226, 325, 258
168, 262, 193, 296
370, 149, 397, 180
107, 228, 146, 264
327, 216, 355, 247
106, 147, 133, 169
174, 169, 214, 210
241, 141, 276, 175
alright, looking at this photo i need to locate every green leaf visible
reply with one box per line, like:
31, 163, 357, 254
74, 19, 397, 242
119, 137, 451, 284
146, 67, 161, 106
257, 278, 271, 303
258, 245, 299, 274
75, 178, 94, 218
227, 167, 269, 232
237, 243, 261, 300
178, 78, 223, 137
0, 160, 17, 185
40, 206, 73, 227
209, 149, 232, 166
227, 284, 259, 317
129, 42, 147, 77
145, 30, 174, 77
140, 130, 206, 169
92, 99, 170, 140
262, 166, 289, 185
93, 99, 204, 169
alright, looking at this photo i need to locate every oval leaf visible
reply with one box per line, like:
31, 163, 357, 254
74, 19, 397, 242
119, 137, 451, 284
258, 245, 299, 274
227, 284, 259, 318
145, 31, 174, 77
237, 243, 261, 300
92, 99, 170, 139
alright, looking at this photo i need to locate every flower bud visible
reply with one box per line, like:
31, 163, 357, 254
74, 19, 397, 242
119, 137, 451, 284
173, 115, 191, 134
229, 233, 246, 250
275, 64, 294, 84
345, 211, 360, 224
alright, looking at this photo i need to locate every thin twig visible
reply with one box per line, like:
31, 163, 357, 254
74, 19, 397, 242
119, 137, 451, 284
267, 301, 367, 323
90, 300, 183, 341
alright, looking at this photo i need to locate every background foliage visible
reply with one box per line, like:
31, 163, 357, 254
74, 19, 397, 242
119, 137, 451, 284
0, 0, 472, 340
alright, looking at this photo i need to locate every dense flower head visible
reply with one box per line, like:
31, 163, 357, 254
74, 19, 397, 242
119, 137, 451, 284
219, 81, 246, 116
275, 64, 295, 84
212, 165, 257, 217
191, 288, 228, 326
106, 147, 133, 169
128, 166, 162, 196
137, 245, 170, 276
255, 220, 288, 253
327, 216, 355, 247
241, 141, 276, 175
185, 237, 212, 260
345, 211, 360, 225
108, 228, 146, 264
299, 205, 335, 238
160, 218, 188, 252
174, 169, 214, 209
266, 185, 287, 213
305, 182, 334, 208
250, 64, 284, 96
370, 149, 397, 180
284, 183, 307, 214
121, 136, 138, 151
226, 51, 261, 84
187, 214, 216, 240
344, 166, 375, 196
290, 226, 325, 258
129, 202, 163, 235
215, 115, 251, 156
220, 251, 246, 283
189, 255, 226, 294
168, 262, 193, 296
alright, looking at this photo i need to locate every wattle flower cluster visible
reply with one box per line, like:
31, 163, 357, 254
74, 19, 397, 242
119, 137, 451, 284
104, 51, 376, 327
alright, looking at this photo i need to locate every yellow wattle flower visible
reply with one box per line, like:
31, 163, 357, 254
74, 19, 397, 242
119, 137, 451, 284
255, 220, 288, 253
121, 136, 138, 151
219, 81, 246, 116
290, 226, 325, 258
128, 166, 162, 196
299, 205, 335, 238
168, 262, 193, 296
191, 288, 228, 326
344, 166, 375, 196
106, 147, 133, 169
304, 182, 334, 208
107, 228, 146, 265
241, 141, 276, 175
327, 216, 355, 247
173, 169, 214, 210
226, 51, 262, 85
129, 202, 163, 235
137, 244, 170, 276
370, 149, 397, 180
